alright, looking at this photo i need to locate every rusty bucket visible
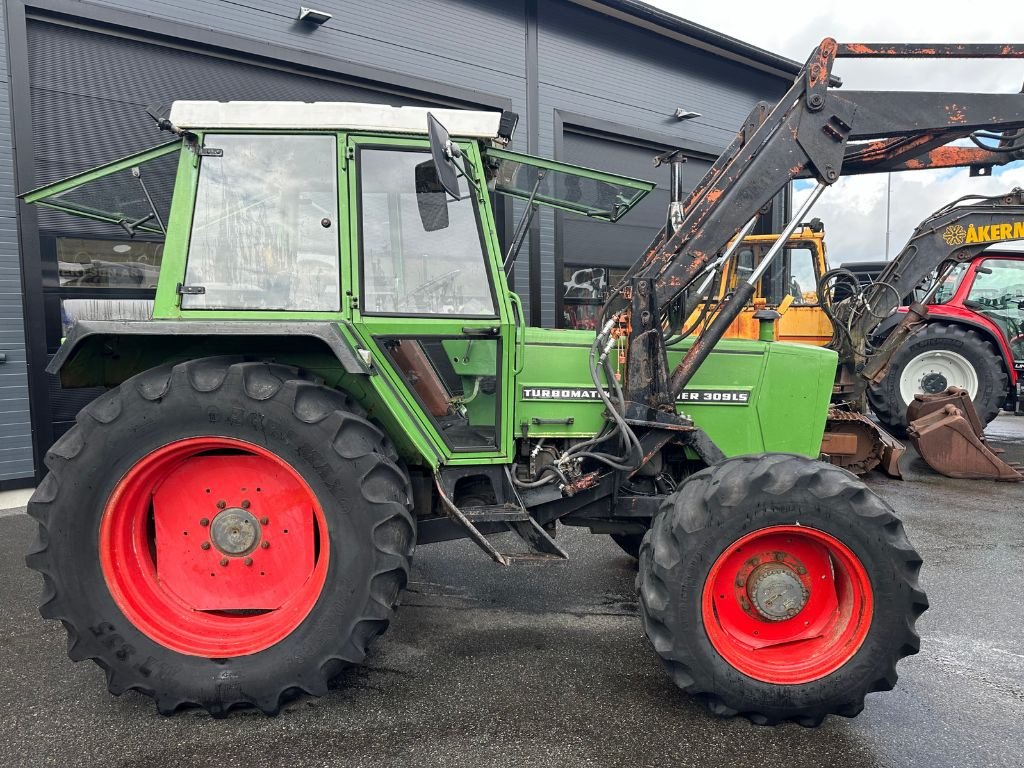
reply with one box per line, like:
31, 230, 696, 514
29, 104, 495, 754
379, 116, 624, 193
906, 387, 1024, 481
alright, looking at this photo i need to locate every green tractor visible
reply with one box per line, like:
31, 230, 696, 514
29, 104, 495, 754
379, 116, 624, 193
36, 36, 1024, 723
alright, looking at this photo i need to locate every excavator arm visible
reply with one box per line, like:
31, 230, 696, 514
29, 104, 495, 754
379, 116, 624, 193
602, 38, 1024, 416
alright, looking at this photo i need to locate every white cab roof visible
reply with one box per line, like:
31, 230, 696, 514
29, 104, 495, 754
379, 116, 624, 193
168, 101, 502, 137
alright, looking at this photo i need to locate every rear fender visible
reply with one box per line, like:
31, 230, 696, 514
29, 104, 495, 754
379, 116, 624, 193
48, 319, 446, 466
49, 319, 369, 387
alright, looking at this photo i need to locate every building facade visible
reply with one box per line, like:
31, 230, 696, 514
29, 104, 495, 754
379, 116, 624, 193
0, 0, 797, 487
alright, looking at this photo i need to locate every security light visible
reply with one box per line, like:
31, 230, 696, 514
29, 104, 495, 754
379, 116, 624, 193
298, 7, 332, 25
673, 108, 701, 121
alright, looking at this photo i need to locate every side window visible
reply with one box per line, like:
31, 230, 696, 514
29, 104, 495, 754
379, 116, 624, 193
787, 247, 818, 305
967, 259, 1024, 350
182, 134, 341, 311
358, 148, 496, 317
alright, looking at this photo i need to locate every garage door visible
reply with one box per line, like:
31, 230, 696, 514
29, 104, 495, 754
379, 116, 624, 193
558, 128, 711, 328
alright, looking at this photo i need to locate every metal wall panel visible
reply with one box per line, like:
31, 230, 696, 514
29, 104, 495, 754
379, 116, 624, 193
0, 1, 33, 482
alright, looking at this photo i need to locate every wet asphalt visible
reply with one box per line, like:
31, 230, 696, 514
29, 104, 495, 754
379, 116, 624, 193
1, 417, 1022, 768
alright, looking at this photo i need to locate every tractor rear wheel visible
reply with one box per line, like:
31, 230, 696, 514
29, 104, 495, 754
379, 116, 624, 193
868, 323, 1006, 434
637, 454, 927, 726
26, 358, 415, 716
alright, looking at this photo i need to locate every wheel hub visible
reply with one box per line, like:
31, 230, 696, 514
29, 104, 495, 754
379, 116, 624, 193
210, 508, 261, 556
920, 371, 948, 395
746, 563, 808, 621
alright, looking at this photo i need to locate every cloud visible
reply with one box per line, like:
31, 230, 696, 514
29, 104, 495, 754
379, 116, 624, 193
647, 1, 1024, 261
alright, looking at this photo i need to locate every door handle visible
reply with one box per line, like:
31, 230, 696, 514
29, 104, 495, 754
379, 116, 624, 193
462, 326, 500, 336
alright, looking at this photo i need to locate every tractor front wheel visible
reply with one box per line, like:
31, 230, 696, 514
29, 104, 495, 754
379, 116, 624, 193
26, 358, 415, 716
637, 454, 927, 726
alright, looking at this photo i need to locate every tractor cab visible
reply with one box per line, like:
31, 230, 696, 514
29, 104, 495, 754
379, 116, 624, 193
23, 100, 656, 466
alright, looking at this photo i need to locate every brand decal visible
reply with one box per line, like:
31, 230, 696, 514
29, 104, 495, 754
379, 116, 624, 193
943, 221, 1024, 247
521, 387, 751, 404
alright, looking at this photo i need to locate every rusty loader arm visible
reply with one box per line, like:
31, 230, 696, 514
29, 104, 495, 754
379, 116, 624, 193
596, 38, 1024, 473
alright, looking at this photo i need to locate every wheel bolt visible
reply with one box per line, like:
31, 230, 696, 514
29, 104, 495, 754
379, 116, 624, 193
241, 500, 250, 509
199, 517, 210, 527
220, 558, 229, 567
244, 557, 253, 566
261, 541, 270, 549
259, 517, 269, 525
216, 500, 226, 509
200, 541, 211, 550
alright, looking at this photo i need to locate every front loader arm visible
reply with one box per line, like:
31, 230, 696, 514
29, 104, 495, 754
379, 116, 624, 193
602, 37, 1024, 407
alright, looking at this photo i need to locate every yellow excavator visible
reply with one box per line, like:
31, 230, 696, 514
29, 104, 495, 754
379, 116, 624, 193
688, 193, 1024, 481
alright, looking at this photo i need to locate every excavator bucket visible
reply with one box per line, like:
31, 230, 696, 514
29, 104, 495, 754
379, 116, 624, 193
906, 387, 1024, 481
822, 407, 905, 478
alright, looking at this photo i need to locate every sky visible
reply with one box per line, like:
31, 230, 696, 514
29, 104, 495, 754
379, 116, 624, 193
647, 0, 1024, 262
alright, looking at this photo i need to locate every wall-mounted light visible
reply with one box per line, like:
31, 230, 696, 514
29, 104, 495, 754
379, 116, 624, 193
299, 7, 332, 25
673, 108, 701, 121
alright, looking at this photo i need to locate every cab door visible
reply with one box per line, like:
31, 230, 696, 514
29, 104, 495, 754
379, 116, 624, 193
345, 135, 514, 464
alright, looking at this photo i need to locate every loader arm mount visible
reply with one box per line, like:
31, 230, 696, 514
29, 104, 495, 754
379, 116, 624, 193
598, 37, 1024, 448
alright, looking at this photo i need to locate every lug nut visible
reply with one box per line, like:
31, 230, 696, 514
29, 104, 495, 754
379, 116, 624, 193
199, 517, 210, 527
259, 517, 269, 525
261, 541, 270, 549
201, 541, 211, 550
216, 500, 226, 509
244, 557, 253, 566
220, 558, 229, 567
241, 500, 250, 509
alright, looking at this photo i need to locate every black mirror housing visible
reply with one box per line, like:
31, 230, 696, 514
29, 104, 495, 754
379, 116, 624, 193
415, 160, 450, 232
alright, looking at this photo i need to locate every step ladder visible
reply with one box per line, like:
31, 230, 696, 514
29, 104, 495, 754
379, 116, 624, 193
434, 466, 568, 566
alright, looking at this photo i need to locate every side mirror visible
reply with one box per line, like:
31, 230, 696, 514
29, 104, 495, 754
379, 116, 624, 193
415, 160, 450, 232
427, 112, 463, 200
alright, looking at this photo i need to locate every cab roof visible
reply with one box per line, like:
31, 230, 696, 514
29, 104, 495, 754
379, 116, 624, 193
167, 101, 503, 138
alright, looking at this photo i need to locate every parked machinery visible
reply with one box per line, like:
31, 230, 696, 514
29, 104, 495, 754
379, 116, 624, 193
21, 39, 1024, 723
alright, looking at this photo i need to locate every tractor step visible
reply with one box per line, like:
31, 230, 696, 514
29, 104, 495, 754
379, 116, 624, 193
460, 505, 530, 522
434, 467, 568, 566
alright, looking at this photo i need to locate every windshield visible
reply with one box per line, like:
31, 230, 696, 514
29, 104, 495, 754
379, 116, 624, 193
483, 147, 654, 221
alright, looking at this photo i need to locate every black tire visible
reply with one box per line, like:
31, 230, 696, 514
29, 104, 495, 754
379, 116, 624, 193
26, 357, 415, 716
637, 454, 927, 726
868, 323, 1007, 434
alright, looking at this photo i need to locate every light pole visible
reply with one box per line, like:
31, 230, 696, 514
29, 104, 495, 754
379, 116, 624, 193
884, 172, 893, 261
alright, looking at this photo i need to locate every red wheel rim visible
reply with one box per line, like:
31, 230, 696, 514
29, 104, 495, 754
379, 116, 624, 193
100, 437, 329, 658
701, 525, 873, 684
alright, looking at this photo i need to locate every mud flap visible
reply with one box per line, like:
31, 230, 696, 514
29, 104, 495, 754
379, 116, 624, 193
907, 387, 1024, 481
822, 407, 905, 478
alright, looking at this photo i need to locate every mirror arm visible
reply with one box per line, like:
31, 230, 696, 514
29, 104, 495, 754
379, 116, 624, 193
448, 152, 481, 197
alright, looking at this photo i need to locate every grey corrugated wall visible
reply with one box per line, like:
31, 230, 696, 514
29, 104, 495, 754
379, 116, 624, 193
3, 0, 791, 479
0, 4, 33, 482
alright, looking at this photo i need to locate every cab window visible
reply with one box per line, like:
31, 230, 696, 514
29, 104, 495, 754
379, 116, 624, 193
182, 134, 341, 311
358, 147, 496, 317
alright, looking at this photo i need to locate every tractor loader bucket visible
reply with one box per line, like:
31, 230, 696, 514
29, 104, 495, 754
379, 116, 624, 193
822, 407, 905, 478
907, 388, 1024, 481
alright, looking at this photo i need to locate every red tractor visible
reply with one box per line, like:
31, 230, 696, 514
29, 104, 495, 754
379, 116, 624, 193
864, 250, 1024, 433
